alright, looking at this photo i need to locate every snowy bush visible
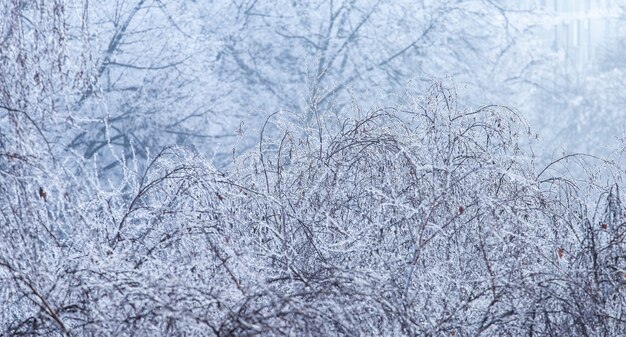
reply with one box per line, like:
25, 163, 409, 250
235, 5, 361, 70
2, 83, 625, 336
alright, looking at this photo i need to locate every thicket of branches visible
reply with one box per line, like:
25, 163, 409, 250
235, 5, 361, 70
2, 82, 625, 336
1, 1, 625, 336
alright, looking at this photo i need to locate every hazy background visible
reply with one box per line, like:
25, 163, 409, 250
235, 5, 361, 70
525, 0, 624, 162
82, 1, 626, 169
3, 0, 626, 171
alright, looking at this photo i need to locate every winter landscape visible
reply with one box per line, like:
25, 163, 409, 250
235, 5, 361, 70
1, 1, 625, 336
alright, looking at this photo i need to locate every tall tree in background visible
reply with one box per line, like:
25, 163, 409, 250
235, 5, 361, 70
65, 0, 219, 170
40, 0, 544, 168
208, 0, 543, 145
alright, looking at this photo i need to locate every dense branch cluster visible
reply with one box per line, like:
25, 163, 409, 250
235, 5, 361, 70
2, 84, 625, 336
